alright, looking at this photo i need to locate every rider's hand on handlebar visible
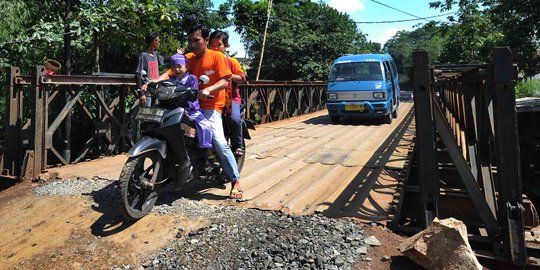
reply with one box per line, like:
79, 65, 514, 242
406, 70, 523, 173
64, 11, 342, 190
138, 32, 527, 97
199, 89, 211, 100
139, 95, 147, 106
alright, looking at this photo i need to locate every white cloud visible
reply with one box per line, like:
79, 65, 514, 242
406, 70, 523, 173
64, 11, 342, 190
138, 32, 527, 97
372, 27, 406, 46
328, 0, 365, 13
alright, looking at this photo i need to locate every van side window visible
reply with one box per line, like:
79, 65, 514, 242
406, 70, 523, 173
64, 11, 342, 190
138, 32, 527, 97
383, 62, 392, 81
390, 61, 398, 78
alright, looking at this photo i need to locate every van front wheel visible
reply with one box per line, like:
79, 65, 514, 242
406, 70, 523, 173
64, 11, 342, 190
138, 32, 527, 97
392, 107, 398, 118
384, 113, 393, 124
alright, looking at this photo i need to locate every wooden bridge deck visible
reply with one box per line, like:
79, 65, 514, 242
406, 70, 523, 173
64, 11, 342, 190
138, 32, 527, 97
45, 102, 415, 223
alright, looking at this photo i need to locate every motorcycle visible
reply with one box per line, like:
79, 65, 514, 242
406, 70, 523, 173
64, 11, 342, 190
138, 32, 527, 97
118, 77, 254, 219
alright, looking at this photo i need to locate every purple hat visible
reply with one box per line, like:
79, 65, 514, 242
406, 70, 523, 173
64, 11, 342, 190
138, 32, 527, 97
170, 53, 187, 66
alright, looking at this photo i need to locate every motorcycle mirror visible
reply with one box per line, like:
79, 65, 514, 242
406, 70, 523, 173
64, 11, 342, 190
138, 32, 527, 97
139, 70, 150, 83
199, 75, 210, 84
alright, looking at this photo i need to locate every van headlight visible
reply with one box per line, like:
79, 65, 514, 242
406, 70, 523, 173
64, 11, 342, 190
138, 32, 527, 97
373, 92, 385, 99
328, 92, 338, 100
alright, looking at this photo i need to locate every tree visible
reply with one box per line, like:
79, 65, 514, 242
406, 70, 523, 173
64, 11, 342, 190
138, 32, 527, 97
383, 23, 446, 89
0, 1, 31, 67
0, 0, 231, 74
487, 0, 540, 77
435, 1, 503, 64
232, 0, 375, 80
431, 0, 539, 76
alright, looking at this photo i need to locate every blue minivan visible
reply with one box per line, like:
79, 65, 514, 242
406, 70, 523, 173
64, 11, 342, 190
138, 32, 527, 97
326, 54, 400, 124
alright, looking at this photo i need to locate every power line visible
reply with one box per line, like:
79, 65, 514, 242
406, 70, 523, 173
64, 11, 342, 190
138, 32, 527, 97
368, 0, 427, 21
354, 11, 457, 24
207, 8, 456, 25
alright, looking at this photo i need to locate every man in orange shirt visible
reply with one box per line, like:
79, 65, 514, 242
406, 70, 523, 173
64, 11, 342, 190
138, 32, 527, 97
162, 25, 243, 200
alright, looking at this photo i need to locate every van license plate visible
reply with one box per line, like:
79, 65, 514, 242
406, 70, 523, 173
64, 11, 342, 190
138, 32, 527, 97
345, 104, 364, 111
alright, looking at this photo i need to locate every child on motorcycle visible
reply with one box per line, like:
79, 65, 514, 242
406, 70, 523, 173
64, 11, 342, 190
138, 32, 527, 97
167, 53, 213, 149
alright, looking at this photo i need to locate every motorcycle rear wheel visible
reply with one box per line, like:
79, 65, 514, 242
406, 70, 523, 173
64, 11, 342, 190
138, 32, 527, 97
118, 151, 163, 220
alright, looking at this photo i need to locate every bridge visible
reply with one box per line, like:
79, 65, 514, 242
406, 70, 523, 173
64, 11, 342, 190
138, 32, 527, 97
1, 47, 537, 267
39, 103, 414, 220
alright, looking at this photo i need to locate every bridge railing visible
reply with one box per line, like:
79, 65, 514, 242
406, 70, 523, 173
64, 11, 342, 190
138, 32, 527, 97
240, 81, 327, 124
406, 47, 526, 266
0, 66, 327, 181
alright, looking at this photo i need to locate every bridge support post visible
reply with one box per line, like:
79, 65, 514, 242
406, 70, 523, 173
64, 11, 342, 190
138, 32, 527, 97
492, 47, 526, 266
2, 67, 24, 179
28, 65, 46, 181
412, 51, 439, 228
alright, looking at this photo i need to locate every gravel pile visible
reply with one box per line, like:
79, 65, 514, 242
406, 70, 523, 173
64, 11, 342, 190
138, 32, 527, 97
34, 180, 378, 270
33, 178, 113, 197
147, 198, 371, 270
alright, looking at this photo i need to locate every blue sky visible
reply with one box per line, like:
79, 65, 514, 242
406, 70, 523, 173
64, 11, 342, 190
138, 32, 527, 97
212, 0, 457, 57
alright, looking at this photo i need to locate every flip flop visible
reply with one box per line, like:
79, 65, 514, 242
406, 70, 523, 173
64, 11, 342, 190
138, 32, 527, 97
229, 181, 244, 200
229, 188, 243, 199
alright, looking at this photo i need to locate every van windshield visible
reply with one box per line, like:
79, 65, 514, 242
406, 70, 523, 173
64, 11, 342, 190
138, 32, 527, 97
328, 62, 383, 82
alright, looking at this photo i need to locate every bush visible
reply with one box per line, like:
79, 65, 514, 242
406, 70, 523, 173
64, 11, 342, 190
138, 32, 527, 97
516, 79, 540, 98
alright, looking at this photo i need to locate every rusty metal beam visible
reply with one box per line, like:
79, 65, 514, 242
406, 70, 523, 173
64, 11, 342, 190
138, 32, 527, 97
403, 48, 529, 266
492, 47, 526, 266
29, 66, 46, 181
412, 51, 440, 228
3, 67, 24, 178
240, 83, 326, 123
3, 66, 327, 181
432, 96, 500, 237
41, 74, 136, 86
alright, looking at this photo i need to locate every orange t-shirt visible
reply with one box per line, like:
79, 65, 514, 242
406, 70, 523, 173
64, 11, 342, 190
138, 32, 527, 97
183, 50, 232, 112
226, 56, 245, 104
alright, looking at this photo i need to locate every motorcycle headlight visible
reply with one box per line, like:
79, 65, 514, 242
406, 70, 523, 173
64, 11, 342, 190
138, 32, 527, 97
373, 92, 385, 99
328, 92, 338, 100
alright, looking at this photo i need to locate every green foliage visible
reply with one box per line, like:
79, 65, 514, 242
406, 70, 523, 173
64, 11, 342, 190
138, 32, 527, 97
384, 23, 446, 72
383, 23, 446, 88
516, 80, 540, 99
231, 0, 375, 80
437, 3, 504, 64
430, 0, 539, 76
0, 0, 230, 74
488, 0, 540, 77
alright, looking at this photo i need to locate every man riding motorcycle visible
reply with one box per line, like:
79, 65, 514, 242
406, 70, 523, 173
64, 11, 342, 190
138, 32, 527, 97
158, 24, 243, 200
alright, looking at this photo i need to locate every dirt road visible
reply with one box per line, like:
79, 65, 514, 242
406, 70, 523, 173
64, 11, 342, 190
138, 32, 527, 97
0, 103, 415, 269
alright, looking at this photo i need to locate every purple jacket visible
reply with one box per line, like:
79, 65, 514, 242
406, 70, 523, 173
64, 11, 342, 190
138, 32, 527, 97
170, 72, 213, 149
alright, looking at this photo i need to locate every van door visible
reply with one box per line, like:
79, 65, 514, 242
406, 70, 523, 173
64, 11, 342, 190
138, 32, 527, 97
383, 61, 397, 115
390, 61, 400, 104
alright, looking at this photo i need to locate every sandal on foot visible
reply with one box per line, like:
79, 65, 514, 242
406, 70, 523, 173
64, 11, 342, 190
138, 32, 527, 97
229, 181, 244, 200
233, 148, 245, 157
229, 188, 244, 200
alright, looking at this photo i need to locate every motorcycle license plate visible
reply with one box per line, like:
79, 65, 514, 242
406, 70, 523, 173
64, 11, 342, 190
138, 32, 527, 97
345, 104, 364, 112
135, 107, 166, 123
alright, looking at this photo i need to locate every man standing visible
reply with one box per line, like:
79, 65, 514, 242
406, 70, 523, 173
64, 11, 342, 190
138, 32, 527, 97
186, 24, 243, 200
135, 31, 161, 106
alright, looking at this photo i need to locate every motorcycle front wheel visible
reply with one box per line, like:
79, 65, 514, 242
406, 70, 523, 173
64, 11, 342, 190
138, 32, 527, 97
118, 151, 163, 220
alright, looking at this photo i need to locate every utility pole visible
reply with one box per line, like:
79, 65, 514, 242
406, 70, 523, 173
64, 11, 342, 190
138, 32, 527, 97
63, 0, 72, 163
255, 0, 272, 81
